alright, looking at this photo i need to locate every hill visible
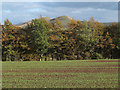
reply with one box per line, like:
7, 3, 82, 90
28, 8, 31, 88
50, 16, 72, 27
16, 16, 113, 28
17, 17, 51, 28
102, 22, 113, 26
17, 16, 72, 28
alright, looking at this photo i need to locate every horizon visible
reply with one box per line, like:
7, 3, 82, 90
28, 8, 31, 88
1, 15, 119, 25
1, 2, 118, 25
15, 15, 118, 26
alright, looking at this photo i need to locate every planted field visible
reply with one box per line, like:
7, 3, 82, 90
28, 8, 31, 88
2, 60, 119, 88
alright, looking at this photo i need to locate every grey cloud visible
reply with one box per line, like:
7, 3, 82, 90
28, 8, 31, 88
2, 2, 118, 24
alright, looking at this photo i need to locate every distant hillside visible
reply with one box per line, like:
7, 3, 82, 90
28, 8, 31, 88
17, 21, 31, 28
44, 17, 51, 21
102, 22, 113, 26
17, 16, 113, 28
50, 16, 72, 27
17, 16, 72, 28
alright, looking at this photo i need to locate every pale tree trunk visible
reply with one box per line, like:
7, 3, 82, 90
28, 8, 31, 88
39, 56, 42, 61
40, 54, 43, 61
9, 55, 11, 61
72, 52, 76, 60
51, 55, 53, 61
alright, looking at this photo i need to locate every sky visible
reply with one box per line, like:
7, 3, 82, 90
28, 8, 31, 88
1, 0, 119, 2
1, 2, 118, 25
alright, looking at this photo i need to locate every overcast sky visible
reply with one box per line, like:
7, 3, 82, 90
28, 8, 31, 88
1, 2, 118, 24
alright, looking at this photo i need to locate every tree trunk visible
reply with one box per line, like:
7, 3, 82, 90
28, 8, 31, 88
9, 55, 11, 61
72, 53, 75, 60
52, 55, 54, 61
40, 54, 43, 61
39, 55, 42, 61
77, 54, 79, 60
60, 57, 61, 60
39, 58, 41, 61
45, 57, 47, 61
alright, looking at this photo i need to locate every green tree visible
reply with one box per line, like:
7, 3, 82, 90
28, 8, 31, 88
77, 18, 104, 59
30, 18, 49, 61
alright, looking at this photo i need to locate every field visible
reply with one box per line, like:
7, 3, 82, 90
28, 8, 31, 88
2, 60, 119, 88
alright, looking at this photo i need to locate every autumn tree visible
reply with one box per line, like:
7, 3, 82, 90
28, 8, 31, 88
97, 32, 115, 59
2, 19, 27, 61
68, 18, 77, 29
102, 23, 119, 58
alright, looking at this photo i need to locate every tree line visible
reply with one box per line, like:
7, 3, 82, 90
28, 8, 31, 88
2, 16, 120, 61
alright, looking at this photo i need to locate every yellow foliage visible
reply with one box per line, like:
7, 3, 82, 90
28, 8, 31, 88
106, 32, 109, 35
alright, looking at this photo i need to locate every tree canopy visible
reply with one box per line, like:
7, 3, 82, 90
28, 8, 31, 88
2, 17, 120, 61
